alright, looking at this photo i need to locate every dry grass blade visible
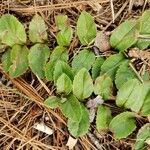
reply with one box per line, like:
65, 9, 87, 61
5, 0, 110, 14
0, 66, 97, 149
0, 0, 149, 149
103, 1, 128, 31
110, 0, 115, 23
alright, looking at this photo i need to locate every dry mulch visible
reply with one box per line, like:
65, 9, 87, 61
0, 0, 150, 150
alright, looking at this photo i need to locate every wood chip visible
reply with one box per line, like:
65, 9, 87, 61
66, 136, 78, 150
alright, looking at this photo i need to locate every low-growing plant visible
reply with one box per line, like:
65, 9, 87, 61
0, 10, 150, 149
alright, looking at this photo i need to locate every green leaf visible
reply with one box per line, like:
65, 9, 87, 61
77, 11, 97, 45
56, 27, 73, 46
67, 105, 90, 137
109, 112, 136, 139
100, 53, 125, 80
125, 82, 150, 113
92, 57, 105, 80
136, 39, 150, 50
110, 20, 139, 51
29, 14, 48, 43
56, 73, 72, 95
45, 61, 56, 81
73, 68, 93, 101
72, 49, 95, 74
44, 96, 61, 109
28, 44, 50, 79
116, 79, 140, 107
136, 10, 150, 49
142, 71, 150, 81
1, 48, 11, 72
9, 45, 29, 78
96, 105, 112, 132
94, 75, 113, 100
141, 91, 150, 116
37, 46, 69, 81
139, 10, 150, 34
53, 60, 74, 83
55, 15, 68, 30
0, 14, 26, 46
60, 94, 82, 122
50, 46, 68, 62
135, 123, 150, 150
115, 60, 136, 89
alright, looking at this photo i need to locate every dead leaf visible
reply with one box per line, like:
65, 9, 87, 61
86, 96, 104, 123
86, 95, 104, 108
94, 32, 110, 52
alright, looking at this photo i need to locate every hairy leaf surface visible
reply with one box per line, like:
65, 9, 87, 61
100, 53, 125, 80
77, 11, 97, 45
67, 105, 90, 137
141, 91, 150, 116
115, 60, 136, 89
2, 48, 11, 72
56, 73, 72, 95
9, 45, 29, 78
110, 20, 138, 51
28, 44, 50, 79
60, 94, 82, 122
92, 57, 105, 80
44, 96, 61, 109
53, 60, 74, 83
50, 46, 68, 62
0, 14, 26, 46
72, 49, 95, 74
56, 27, 73, 46
55, 15, 68, 30
96, 105, 112, 132
29, 14, 48, 43
73, 68, 93, 100
116, 79, 140, 107
109, 112, 136, 139
135, 123, 150, 150
94, 75, 113, 100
